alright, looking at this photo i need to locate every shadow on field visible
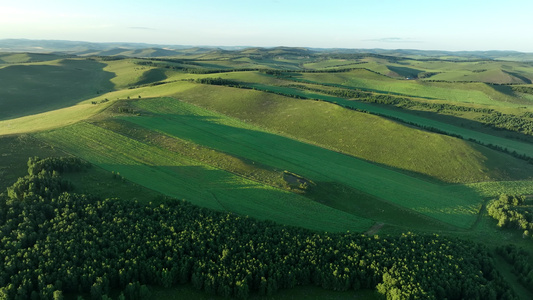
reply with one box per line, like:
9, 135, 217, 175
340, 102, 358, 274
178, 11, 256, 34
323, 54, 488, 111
124, 112, 449, 184
0, 59, 115, 120
378, 103, 533, 145
305, 181, 460, 232
120, 111, 484, 229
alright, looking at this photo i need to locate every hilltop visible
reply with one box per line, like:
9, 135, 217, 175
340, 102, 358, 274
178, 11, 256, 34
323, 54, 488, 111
2, 38, 533, 61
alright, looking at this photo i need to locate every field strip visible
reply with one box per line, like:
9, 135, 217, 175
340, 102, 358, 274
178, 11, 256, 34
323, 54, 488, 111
246, 83, 533, 157
35, 122, 373, 232
123, 98, 483, 228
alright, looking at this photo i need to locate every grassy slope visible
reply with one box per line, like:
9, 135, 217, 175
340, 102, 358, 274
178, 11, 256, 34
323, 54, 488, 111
0, 52, 64, 64
170, 83, 533, 184
0, 80, 196, 136
365, 58, 533, 84
0, 135, 68, 190
103, 59, 157, 88
296, 69, 531, 107
35, 122, 372, 233
242, 81, 533, 159
0, 58, 114, 120
120, 97, 485, 228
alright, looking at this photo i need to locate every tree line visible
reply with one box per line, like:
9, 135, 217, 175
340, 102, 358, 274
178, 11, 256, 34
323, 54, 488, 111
496, 244, 533, 290
0, 157, 519, 299
194, 79, 533, 163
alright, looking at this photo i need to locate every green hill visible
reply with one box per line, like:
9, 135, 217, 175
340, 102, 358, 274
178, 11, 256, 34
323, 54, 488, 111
2, 47, 533, 299
0, 58, 114, 120
169, 83, 533, 184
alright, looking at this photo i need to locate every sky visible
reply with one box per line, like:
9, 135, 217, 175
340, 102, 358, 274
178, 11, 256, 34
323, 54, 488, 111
1, 0, 532, 52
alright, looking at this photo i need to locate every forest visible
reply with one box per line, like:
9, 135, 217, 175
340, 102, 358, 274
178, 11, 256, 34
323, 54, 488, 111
0, 157, 521, 300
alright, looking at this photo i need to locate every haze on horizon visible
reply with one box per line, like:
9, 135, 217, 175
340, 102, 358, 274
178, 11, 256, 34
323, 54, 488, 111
1, 0, 532, 52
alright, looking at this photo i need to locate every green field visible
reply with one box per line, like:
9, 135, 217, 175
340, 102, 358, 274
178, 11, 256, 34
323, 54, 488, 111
107, 97, 486, 228
168, 83, 533, 182
235, 81, 533, 158
0, 58, 114, 120
2, 49, 533, 299
291, 69, 531, 107
36, 121, 373, 233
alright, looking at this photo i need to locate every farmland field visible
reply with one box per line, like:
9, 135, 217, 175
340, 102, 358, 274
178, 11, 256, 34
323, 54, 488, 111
36, 122, 373, 232
2, 47, 533, 300
111, 97, 483, 228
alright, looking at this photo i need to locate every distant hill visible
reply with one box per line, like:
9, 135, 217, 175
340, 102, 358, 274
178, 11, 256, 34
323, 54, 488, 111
2, 39, 533, 61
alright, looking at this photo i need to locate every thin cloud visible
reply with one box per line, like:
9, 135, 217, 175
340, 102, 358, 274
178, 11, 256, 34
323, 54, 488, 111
129, 27, 156, 31
365, 37, 422, 43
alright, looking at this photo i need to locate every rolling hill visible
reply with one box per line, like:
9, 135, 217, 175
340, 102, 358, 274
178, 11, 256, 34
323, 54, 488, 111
1, 45, 533, 300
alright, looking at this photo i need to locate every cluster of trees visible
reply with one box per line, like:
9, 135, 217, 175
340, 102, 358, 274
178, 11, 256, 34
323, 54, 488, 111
511, 86, 533, 95
496, 244, 533, 289
487, 194, 533, 238
471, 141, 533, 163
478, 113, 533, 136
284, 80, 533, 139
0, 157, 518, 299
523, 112, 533, 119
289, 83, 496, 114
91, 99, 110, 105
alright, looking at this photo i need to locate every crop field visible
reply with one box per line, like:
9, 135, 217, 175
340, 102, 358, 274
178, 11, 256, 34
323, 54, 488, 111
111, 97, 487, 228
176, 85, 531, 182
35, 121, 372, 232
228, 81, 533, 158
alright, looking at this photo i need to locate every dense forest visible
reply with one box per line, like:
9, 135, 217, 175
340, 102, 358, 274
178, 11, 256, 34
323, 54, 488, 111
0, 157, 521, 299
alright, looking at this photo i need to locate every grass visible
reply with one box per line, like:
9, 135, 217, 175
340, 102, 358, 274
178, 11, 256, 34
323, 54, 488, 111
35, 122, 372, 233
95, 117, 288, 189
363, 58, 533, 84
0, 102, 110, 136
0, 135, 67, 190
302, 59, 364, 69
171, 83, 533, 183
103, 59, 157, 89
295, 69, 530, 107
466, 180, 533, 197
116, 97, 485, 228
0, 80, 198, 136
63, 163, 165, 203
0, 52, 64, 64
237, 82, 533, 159
2, 50, 533, 300
0, 58, 114, 120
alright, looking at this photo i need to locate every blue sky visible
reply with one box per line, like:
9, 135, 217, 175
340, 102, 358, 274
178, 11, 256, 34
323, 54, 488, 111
1, 0, 532, 51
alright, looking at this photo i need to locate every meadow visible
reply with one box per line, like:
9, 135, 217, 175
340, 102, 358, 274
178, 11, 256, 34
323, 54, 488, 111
0, 58, 114, 120
1, 49, 533, 299
223, 79, 533, 158
114, 97, 484, 228
294, 69, 528, 106
36, 121, 373, 233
